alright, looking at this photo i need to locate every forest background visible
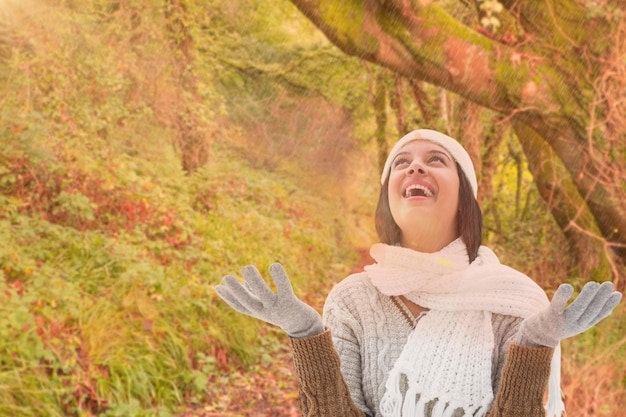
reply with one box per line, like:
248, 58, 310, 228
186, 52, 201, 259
0, 0, 624, 416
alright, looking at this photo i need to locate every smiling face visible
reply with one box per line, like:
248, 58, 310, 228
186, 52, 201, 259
387, 140, 460, 252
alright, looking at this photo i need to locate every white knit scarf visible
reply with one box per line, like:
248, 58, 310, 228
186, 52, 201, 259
364, 239, 564, 417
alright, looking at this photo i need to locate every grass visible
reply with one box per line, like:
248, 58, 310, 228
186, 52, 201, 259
0, 125, 366, 416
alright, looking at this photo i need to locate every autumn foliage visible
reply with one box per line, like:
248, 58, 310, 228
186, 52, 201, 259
0, 1, 624, 417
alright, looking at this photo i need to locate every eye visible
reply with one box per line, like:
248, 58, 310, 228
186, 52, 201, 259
427, 153, 449, 165
392, 157, 411, 169
428, 155, 446, 164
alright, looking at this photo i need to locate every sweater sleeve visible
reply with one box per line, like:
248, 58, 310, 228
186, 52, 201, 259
491, 314, 523, 392
288, 329, 366, 417
486, 343, 555, 417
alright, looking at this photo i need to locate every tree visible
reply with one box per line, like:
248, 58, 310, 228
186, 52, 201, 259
287, 0, 626, 281
165, 0, 210, 174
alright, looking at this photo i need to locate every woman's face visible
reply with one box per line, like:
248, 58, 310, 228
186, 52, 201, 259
387, 140, 460, 251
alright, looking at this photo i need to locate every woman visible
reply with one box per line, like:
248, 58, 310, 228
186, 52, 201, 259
216, 129, 622, 417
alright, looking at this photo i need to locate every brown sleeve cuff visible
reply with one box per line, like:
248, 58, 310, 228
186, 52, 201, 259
288, 328, 364, 417
289, 329, 341, 384
488, 342, 555, 417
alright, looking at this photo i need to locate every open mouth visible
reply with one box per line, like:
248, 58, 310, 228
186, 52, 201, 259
403, 184, 434, 198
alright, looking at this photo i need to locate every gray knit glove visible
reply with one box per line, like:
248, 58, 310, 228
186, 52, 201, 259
517, 281, 622, 348
215, 263, 324, 338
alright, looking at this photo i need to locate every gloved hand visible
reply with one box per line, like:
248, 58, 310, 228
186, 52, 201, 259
215, 263, 325, 338
517, 281, 622, 348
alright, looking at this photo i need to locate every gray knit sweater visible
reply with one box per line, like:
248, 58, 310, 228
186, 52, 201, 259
322, 272, 523, 417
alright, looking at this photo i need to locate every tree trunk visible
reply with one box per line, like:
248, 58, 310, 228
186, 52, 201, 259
513, 122, 614, 280
455, 100, 482, 201
374, 71, 388, 172
389, 75, 407, 135
165, 0, 209, 174
288, 0, 626, 274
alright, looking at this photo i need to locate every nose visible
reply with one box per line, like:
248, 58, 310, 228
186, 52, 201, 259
407, 162, 426, 176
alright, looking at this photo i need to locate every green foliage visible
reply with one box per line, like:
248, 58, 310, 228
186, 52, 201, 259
0, 118, 358, 417
0, 1, 361, 416
1, 0, 624, 415
481, 130, 569, 284
0, 105, 360, 415
201, 0, 371, 132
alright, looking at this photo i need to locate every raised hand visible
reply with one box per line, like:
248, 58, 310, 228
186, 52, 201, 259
517, 281, 622, 348
215, 263, 325, 338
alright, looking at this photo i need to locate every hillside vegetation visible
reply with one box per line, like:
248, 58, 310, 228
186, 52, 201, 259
1, 130, 367, 416
0, 1, 624, 416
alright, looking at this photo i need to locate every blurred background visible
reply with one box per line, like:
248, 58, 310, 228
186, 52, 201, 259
0, 0, 624, 416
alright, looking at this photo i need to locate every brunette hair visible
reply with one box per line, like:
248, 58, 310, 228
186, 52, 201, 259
374, 162, 483, 262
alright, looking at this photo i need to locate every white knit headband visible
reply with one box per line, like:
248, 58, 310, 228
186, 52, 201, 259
380, 129, 478, 197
